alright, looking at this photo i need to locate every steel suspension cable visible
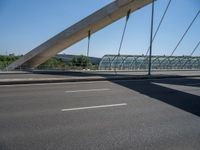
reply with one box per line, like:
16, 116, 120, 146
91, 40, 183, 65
87, 30, 91, 57
145, 0, 172, 56
86, 30, 91, 68
190, 40, 200, 56
148, 0, 155, 75
170, 10, 200, 56
139, 0, 171, 70
181, 40, 200, 68
118, 9, 131, 55
113, 10, 131, 72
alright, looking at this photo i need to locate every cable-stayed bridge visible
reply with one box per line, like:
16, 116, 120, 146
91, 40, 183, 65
7, 0, 153, 71
6, 0, 200, 73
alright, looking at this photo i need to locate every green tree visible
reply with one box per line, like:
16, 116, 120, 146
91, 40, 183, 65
38, 57, 65, 69
71, 55, 91, 68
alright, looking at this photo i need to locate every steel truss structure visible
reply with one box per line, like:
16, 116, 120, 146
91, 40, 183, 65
99, 55, 200, 70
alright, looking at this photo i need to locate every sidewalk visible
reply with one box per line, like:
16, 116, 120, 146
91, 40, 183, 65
0, 70, 200, 85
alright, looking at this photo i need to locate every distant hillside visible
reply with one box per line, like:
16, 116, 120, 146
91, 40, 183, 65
56, 54, 101, 65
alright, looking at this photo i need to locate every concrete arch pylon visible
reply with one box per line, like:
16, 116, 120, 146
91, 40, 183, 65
7, 0, 153, 70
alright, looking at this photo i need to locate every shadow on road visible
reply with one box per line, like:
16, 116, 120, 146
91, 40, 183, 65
33, 70, 200, 117
3, 70, 200, 117
37, 70, 200, 117
32, 70, 142, 77
112, 78, 200, 117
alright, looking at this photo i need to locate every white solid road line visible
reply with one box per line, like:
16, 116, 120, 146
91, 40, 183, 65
61, 103, 127, 112
65, 88, 110, 93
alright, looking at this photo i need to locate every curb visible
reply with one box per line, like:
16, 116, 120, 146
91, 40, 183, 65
0, 74, 200, 85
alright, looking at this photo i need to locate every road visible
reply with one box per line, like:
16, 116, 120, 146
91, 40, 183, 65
0, 77, 200, 150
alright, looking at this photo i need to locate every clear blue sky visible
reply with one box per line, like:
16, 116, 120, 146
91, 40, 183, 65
0, 0, 200, 57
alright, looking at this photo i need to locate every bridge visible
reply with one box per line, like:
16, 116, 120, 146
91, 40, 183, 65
1, 1, 200, 149
7, 0, 153, 71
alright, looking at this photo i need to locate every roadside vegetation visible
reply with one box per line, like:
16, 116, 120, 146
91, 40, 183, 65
0, 54, 99, 70
0, 55, 21, 70
38, 55, 98, 70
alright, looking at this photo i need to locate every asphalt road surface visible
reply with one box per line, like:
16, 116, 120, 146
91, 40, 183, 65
0, 77, 200, 150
